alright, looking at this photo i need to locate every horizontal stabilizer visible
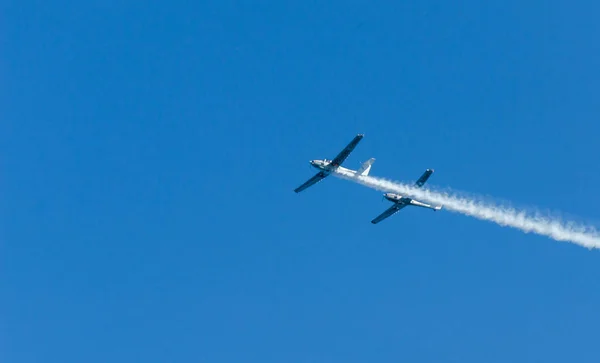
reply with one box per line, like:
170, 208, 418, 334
357, 158, 375, 176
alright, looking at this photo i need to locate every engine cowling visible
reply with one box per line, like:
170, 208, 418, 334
384, 193, 402, 202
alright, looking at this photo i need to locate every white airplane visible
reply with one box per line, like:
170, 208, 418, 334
294, 134, 374, 193
371, 169, 443, 224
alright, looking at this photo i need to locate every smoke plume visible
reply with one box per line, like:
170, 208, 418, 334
333, 169, 600, 249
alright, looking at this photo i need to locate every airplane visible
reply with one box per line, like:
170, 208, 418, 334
294, 134, 375, 193
370, 169, 443, 224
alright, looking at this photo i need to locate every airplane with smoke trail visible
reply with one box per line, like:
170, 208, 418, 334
294, 134, 442, 223
294, 134, 600, 249
371, 169, 443, 224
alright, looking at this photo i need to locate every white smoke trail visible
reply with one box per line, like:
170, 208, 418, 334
333, 169, 600, 249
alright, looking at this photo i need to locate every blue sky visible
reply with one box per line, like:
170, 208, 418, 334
3, 1, 600, 362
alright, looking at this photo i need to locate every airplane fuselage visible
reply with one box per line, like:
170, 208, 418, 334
383, 192, 409, 203
309, 159, 358, 175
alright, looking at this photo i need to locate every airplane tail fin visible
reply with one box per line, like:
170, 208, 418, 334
357, 158, 375, 176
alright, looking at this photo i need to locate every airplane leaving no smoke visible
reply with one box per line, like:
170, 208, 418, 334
294, 134, 442, 224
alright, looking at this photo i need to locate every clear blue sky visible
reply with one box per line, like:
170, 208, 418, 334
3, 1, 600, 362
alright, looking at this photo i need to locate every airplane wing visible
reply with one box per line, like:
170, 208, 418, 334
330, 134, 364, 166
371, 202, 408, 224
415, 169, 434, 187
294, 171, 329, 193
